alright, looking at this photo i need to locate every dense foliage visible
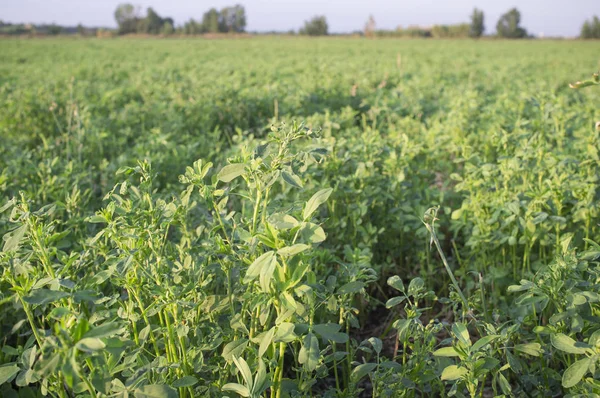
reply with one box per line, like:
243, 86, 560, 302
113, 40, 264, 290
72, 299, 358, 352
0, 38, 599, 397
580, 16, 600, 39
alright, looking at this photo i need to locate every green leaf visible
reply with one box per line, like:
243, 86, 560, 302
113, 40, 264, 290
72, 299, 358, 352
303, 188, 333, 220
441, 365, 468, 381
507, 280, 535, 293
351, 363, 377, 382
75, 338, 106, 353
274, 322, 297, 343
407, 277, 424, 295
23, 289, 68, 306
222, 339, 248, 362
299, 332, 319, 371
278, 244, 310, 257
217, 163, 245, 182
514, 343, 543, 357
258, 327, 275, 357
82, 322, 124, 339
172, 376, 198, 388
269, 213, 299, 230
471, 335, 499, 352
432, 347, 460, 357
562, 357, 592, 388
387, 275, 404, 292
551, 334, 590, 354
368, 337, 382, 355
134, 384, 178, 398
2, 225, 27, 252
337, 281, 365, 295
232, 356, 253, 392
452, 323, 471, 347
222, 383, 250, 397
313, 323, 349, 344
244, 251, 276, 286
252, 359, 269, 395
498, 372, 511, 395
385, 296, 406, 308
300, 222, 326, 243
282, 170, 303, 188
0, 364, 20, 386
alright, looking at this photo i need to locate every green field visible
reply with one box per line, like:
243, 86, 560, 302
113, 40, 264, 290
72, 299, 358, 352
1, 38, 600, 397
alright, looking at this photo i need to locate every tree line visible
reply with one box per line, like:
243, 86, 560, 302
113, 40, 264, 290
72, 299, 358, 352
2, 5, 600, 39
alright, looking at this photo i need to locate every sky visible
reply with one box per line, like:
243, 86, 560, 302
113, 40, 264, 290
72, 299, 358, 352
1, 0, 596, 37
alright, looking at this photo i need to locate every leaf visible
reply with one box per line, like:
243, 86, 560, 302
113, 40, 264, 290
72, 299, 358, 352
471, 335, 499, 352
217, 163, 245, 183
252, 359, 268, 395
172, 376, 198, 388
0, 364, 20, 386
259, 254, 278, 292
278, 244, 310, 257
337, 281, 365, 295
551, 334, 590, 354
134, 384, 178, 398
441, 365, 468, 381
274, 323, 297, 343
497, 372, 511, 395
385, 296, 406, 308
82, 322, 124, 339
407, 277, 424, 295
368, 337, 382, 355
222, 339, 248, 362
313, 324, 348, 344
282, 171, 303, 188
387, 275, 404, 292
2, 224, 27, 252
300, 222, 326, 243
222, 383, 250, 397
258, 327, 275, 357
351, 363, 377, 382
75, 338, 106, 353
303, 188, 333, 220
514, 343, 543, 357
452, 323, 471, 347
232, 356, 253, 392
23, 289, 68, 306
244, 251, 276, 284
562, 357, 592, 388
268, 213, 299, 230
299, 332, 319, 371
432, 347, 460, 357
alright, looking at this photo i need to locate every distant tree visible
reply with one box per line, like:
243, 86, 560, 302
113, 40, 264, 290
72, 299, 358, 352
47, 24, 62, 35
162, 21, 174, 35
364, 15, 376, 38
469, 8, 484, 38
496, 8, 527, 38
219, 4, 246, 32
114, 3, 141, 34
144, 8, 163, 34
300, 16, 328, 36
202, 8, 220, 33
76, 23, 86, 36
580, 16, 600, 39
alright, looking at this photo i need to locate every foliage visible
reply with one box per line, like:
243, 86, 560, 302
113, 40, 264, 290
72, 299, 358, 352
469, 8, 484, 38
496, 8, 528, 38
580, 16, 600, 39
300, 16, 329, 36
0, 38, 599, 397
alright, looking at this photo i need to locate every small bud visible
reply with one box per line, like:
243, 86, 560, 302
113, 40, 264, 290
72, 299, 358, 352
596, 121, 600, 132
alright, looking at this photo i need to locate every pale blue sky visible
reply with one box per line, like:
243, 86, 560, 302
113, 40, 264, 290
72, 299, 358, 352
1, 0, 596, 37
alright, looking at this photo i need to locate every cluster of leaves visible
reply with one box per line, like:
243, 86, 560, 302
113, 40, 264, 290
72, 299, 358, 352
0, 39, 599, 397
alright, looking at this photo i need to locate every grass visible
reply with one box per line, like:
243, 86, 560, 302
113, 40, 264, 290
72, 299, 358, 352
0, 37, 599, 397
